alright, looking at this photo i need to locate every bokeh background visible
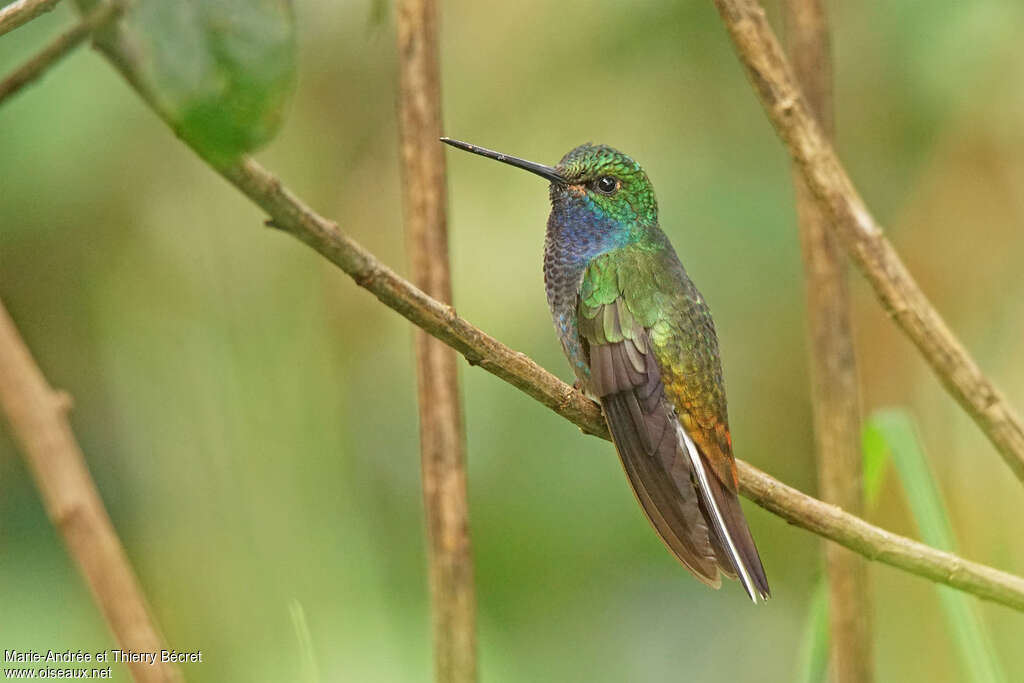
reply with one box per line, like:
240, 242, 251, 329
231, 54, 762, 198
3, 0, 1024, 680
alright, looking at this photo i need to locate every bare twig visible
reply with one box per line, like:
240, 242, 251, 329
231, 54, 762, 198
82, 32, 1024, 612
0, 0, 122, 104
738, 459, 1024, 611
0, 0, 63, 37
710, 0, 1024, 484
783, 1, 872, 680
396, 0, 477, 681
0, 299, 184, 683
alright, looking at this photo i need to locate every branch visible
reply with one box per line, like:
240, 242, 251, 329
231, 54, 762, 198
233, 160, 1024, 612
0, 0, 63, 37
230, 157, 1024, 614
161, 172, 1024, 615
0, 299, 184, 683
709, 0, 1024, 484
84, 32, 1024, 613
739, 460, 1024, 610
0, 0, 122, 104
396, 0, 477, 681
783, 1, 872, 680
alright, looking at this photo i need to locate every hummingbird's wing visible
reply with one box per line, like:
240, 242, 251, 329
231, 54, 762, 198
577, 256, 721, 587
578, 249, 769, 601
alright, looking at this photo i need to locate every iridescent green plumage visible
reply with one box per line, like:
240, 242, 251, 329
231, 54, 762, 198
579, 241, 735, 488
442, 137, 770, 601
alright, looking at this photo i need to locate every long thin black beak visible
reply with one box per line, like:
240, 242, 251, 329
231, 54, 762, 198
441, 137, 564, 184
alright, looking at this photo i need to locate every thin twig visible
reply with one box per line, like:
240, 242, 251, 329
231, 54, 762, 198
0, 0, 122, 104
783, 1, 872, 680
738, 459, 1024, 610
396, 0, 477, 681
709, 0, 1024, 484
0, 0, 63, 37
0, 299, 184, 683
84, 32, 1024, 612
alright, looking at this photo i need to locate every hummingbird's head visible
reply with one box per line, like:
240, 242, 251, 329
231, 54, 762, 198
552, 143, 657, 227
440, 138, 658, 229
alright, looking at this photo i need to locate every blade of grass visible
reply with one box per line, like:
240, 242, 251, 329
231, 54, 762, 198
862, 431, 891, 511
864, 409, 1007, 683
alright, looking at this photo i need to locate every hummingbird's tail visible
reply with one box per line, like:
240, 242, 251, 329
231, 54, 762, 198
676, 422, 771, 602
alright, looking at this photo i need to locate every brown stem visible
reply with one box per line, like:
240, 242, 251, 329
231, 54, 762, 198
0, 300, 184, 683
710, 0, 1024, 484
396, 0, 477, 681
783, 1, 872, 680
0, 0, 63, 36
0, 0, 122, 104
77, 31, 1024, 612
738, 459, 1024, 610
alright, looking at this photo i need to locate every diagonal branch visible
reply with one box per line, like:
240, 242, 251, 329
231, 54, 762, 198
783, 1, 872, 680
0, 299, 184, 683
396, 0, 477, 680
739, 459, 1024, 610
0, 0, 123, 105
0, 0, 63, 37
709, 0, 1024, 484
228, 159, 1024, 613
81, 29, 1024, 612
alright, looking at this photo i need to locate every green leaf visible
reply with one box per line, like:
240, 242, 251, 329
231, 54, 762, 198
861, 422, 891, 510
85, 0, 295, 164
864, 409, 1007, 683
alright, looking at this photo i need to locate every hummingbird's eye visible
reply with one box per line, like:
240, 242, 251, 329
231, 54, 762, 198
595, 176, 618, 195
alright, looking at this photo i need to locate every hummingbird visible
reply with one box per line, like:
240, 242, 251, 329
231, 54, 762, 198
442, 137, 770, 602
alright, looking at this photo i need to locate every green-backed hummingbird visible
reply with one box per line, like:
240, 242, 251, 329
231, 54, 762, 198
442, 138, 770, 602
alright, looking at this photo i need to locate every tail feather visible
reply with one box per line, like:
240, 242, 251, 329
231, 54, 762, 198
603, 395, 721, 587
676, 422, 770, 602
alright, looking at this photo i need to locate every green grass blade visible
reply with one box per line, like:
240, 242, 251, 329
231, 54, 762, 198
864, 409, 1007, 683
861, 425, 891, 510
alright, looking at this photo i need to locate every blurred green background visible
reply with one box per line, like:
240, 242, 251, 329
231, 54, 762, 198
2, 0, 1024, 680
